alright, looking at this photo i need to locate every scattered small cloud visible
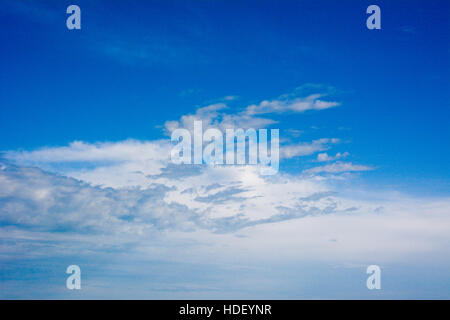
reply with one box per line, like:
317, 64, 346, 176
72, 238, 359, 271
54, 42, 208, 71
281, 139, 340, 159
317, 152, 349, 162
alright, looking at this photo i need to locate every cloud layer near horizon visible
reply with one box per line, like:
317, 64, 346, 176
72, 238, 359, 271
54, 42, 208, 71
1, 141, 449, 265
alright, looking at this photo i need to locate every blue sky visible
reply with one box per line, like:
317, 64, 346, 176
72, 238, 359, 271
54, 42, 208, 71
0, 0, 449, 299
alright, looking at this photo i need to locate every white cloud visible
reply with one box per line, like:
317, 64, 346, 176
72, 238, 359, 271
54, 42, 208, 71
281, 138, 340, 159
317, 152, 349, 162
245, 94, 340, 116
164, 88, 340, 134
5, 139, 170, 164
4, 140, 172, 188
164, 102, 276, 134
304, 162, 373, 174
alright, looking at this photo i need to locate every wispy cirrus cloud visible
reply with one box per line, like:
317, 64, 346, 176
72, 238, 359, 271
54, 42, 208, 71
164, 86, 340, 134
304, 162, 374, 174
244, 93, 340, 116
